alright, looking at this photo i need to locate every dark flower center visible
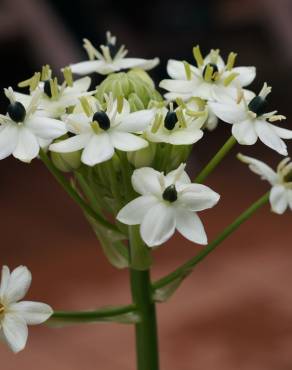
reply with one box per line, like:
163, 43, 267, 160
248, 96, 268, 116
106, 42, 118, 59
164, 111, 177, 131
162, 184, 178, 202
44, 80, 52, 98
202, 63, 218, 81
7, 102, 26, 122
93, 111, 111, 130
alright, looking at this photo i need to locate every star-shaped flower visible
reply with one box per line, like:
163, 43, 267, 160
49, 95, 154, 166
238, 153, 292, 214
209, 83, 292, 155
0, 265, 53, 353
0, 88, 67, 162
70, 32, 159, 75
117, 164, 220, 247
159, 47, 255, 103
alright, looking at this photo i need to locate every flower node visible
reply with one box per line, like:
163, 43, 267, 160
162, 184, 178, 202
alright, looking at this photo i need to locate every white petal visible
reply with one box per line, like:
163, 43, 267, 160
232, 66, 256, 87
159, 79, 196, 94
255, 120, 287, 155
270, 185, 288, 214
115, 57, 159, 71
70, 76, 91, 93
49, 133, 91, 153
3, 266, 31, 304
132, 167, 162, 195
81, 133, 114, 166
166, 165, 191, 186
175, 209, 207, 244
178, 184, 220, 211
109, 131, 148, 151
232, 120, 258, 145
116, 195, 158, 225
0, 266, 10, 301
13, 127, 39, 162
140, 202, 176, 247
26, 117, 66, 140
209, 101, 247, 124
167, 128, 203, 145
70, 60, 110, 75
119, 110, 154, 132
237, 153, 278, 184
9, 301, 53, 325
270, 124, 292, 139
167, 59, 187, 79
288, 189, 292, 210
0, 124, 18, 160
2, 314, 28, 353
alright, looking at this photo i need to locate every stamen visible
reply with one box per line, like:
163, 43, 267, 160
268, 115, 286, 122
259, 82, 272, 99
18, 72, 41, 91
185, 110, 206, 118
162, 184, 178, 203
277, 157, 290, 172
203, 63, 218, 82
41, 65, 52, 81
176, 108, 187, 128
4, 87, 16, 104
223, 72, 239, 86
63, 67, 73, 87
183, 61, 192, 80
175, 98, 186, 109
151, 113, 163, 133
83, 38, 98, 60
79, 97, 93, 117
49, 78, 59, 99
192, 45, 204, 67
91, 121, 102, 134
226, 52, 237, 71
209, 49, 220, 64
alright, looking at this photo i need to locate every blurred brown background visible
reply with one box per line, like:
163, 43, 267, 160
0, 0, 292, 369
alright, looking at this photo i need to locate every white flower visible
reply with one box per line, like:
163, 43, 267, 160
238, 153, 292, 214
49, 95, 154, 166
70, 32, 159, 75
0, 265, 53, 353
209, 83, 292, 155
15, 68, 92, 118
159, 47, 255, 103
0, 88, 67, 162
145, 99, 207, 145
117, 164, 220, 247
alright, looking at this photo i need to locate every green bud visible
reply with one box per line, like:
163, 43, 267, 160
128, 93, 144, 112
111, 153, 121, 172
127, 142, 156, 168
128, 68, 155, 89
51, 139, 81, 172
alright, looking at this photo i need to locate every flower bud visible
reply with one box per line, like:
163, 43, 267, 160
127, 142, 156, 168
51, 139, 81, 172
128, 93, 144, 112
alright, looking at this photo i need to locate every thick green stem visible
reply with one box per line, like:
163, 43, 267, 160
130, 269, 159, 370
195, 135, 236, 183
39, 150, 118, 232
153, 192, 270, 290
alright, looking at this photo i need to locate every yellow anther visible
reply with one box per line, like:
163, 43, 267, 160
226, 52, 237, 71
192, 45, 204, 67
268, 115, 286, 122
41, 65, 51, 81
83, 39, 96, 60
204, 64, 214, 82
209, 49, 220, 64
175, 98, 186, 109
117, 95, 124, 114
183, 61, 192, 80
186, 110, 206, 118
223, 72, 239, 86
63, 67, 73, 87
18, 72, 41, 92
188, 97, 205, 110
176, 108, 187, 128
151, 113, 163, 133
49, 77, 59, 99
79, 97, 93, 117
91, 121, 101, 134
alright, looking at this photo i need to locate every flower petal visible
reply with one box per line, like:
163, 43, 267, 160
237, 153, 278, 184
109, 131, 148, 151
140, 202, 176, 247
175, 209, 207, 245
270, 185, 288, 214
2, 314, 28, 353
232, 120, 258, 145
0, 266, 10, 302
9, 301, 53, 325
132, 167, 162, 195
70, 76, 91, 93
178, 184, 220, 211
232, 66, 256, 87
255, 120, 287, 155
0, 124, 18, 160
81, 133, 114, 166
3, 266, 31, 304
270, 124, 292, 139
70, 60, 111, 75
118, 110, 154, 132
165, 165, 191, 186
49, 133, 91, 153
166, 59, 198, 80
167, 128, 203, 145
115, 57, 159, 71
159, 79, 196, 94
116, 195, 158, 225
209, 101, 247, 124
26, 117, 66, 140
13, 127, 39, 162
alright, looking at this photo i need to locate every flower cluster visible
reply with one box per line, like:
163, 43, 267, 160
1, 31, 291, 353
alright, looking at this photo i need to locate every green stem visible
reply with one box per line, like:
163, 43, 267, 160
39, 150, 118, 232
195, 135, 236, 183
51, 304, 136, 323
153, 192, 270, 290
130, 269, 159, 370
